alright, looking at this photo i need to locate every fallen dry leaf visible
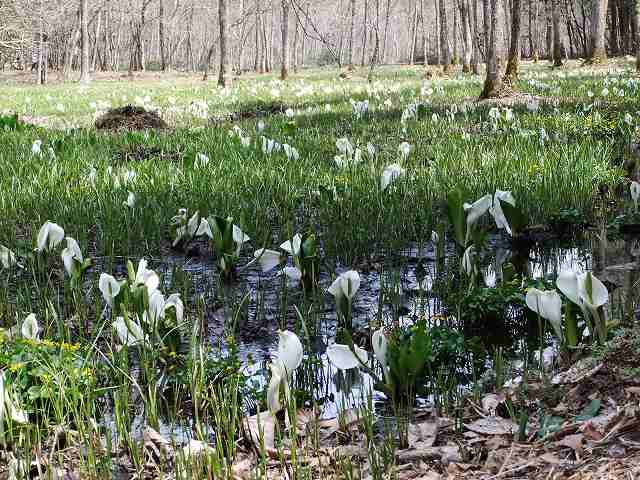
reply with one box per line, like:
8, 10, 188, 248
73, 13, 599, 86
396, 444, 461, 464
243, 411, 276, 453
552, 358, 602, 385
407, 418, 438, 447
481, 393, 505, 415
555, 433, 584, 456
465, 417, 517, 436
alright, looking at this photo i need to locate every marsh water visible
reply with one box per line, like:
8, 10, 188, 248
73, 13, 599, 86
4, 230, 640, 438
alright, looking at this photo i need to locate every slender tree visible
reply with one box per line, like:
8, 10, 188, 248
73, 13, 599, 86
159, 0, 166, 70
218, 0, 232, 87
587, 0, 609, 62
460, 0, 472, 72
280, 0, 290, 80
439, 0, 451, 72
480, 0, 506, 98
636, 0, 640, 71
551, 0, 563, 66
79, 0, 90, 83
348, 0, 356, 68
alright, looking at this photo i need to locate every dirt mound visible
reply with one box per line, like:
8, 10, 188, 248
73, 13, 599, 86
95, 105, 167, 131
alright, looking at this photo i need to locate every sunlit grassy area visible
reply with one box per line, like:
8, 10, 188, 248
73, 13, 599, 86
0, 60, 639, 479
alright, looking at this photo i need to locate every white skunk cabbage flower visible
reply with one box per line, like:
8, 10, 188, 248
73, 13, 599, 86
253, 248, 282, 272
326, 343, 368, 370
61, 237, 83, 276
525, 288, 563, 341
280, 266, 302, 282
464, 195, 492, 236
283, 144, 300, 161
336, 137, 354, 156
280, 234, 302, 256
489, 190, 516, 235
398, 142, 412, 158
125, 191, 136, 209
114, 316, 147, 346
31, 140, 43, 155
381, 163, 406, 190
134, 259, 160, 295
195, 153, 210, 168
328, 270, 360, 301
0, 372, 29, 435
148, 291, 184, 325
267, 330, 303, 414
372, 328, 389, 377
556, 271, 608, 311
0, 246, 17, 269
461, 245, 476, 276
21, 314, 40, 341
232, 225, 250, 255
99, 273, 121, 308
196, 218, 212, 238
36, 221, 65, 253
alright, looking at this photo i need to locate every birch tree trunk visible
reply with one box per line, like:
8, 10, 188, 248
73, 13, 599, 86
280, 0, 290, 80
588, 0, 609, 62
292, 9, 300, 73
460, 0, 472, 72
218, 0, 232, 87
480, 0, 506, 98
79, 0, 90, 82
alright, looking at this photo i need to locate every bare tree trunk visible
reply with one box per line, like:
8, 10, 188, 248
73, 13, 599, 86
218, 0, 232, 86
453, 0, 459, 63
588, 0, 609, 62
254, 0, 260, 71
636, 0, 640, 70
461, 0, 472, 71
91, 8, 103, 71
382, 0, 392, 63
159, 0, 166, 70
409, 0, 419, 64
38, 0, 47, 85
422, 0, 429, 65
504, 0, 521, 80
348, 0, 356, 68
471, 0, 481, 73
281, 0, 290, 79
361, 0, 369, 66
80, 0, 90, 82
480, 0, 506, 98
293, 7, 300, 73
482, 0, 490, 60
440, 0, 452, 71
435, 0, 441, 65
552, 0, 563, 65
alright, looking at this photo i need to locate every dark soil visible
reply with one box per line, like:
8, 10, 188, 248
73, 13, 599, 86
95, 105, 168, 131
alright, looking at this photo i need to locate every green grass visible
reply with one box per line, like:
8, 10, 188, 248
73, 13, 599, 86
0, 60, 633, 262
0, 59, 638, 479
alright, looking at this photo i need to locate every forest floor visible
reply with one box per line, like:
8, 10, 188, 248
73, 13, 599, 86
0, 58, 639, 479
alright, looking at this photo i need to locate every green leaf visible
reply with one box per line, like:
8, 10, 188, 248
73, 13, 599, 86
446, 190, 466, 248
575, 399, 601, 422
501, 202, 528, 237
